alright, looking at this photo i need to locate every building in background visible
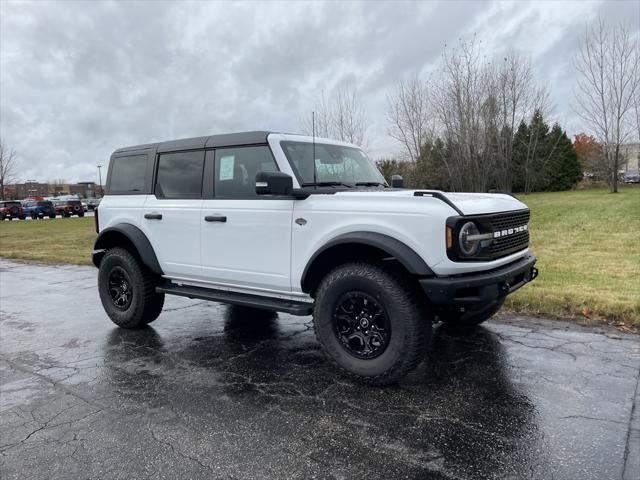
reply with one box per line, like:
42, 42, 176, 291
4, 181, 103, 199
620, 143, 640, 173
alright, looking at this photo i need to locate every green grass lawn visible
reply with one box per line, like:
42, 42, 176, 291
1, 187, 638, 328
0, 216, 95, 266
506, 186, 640, 329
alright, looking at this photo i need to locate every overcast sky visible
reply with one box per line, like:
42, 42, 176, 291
1, 0, 638, 184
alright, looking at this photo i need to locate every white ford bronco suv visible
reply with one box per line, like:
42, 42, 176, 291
93, 131, 537, 384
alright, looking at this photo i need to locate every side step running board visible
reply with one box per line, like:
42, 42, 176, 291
156, 284, 314, 316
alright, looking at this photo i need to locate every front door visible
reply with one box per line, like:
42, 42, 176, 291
200, 146, 293, 293
141, 150, 205, 279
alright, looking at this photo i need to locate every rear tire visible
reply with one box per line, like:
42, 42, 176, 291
31, 212, 38, 220
79, 212, 84, 217
313, 262, 430, 385
438, 298, 505, 331
98, 247, 164, 328
50, 213, 56, 219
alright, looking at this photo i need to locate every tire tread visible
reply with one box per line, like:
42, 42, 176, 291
313, 262, 429, 385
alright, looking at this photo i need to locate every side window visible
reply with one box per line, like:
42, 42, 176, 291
214, 146, 277, 198
109, 155, 147, 193
155, 151, 205, 199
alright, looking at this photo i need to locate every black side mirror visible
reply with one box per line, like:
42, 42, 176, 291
256, 171, 293, 195
391, 175, 404, 188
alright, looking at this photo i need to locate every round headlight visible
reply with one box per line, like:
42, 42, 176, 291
459, 221, 481, 256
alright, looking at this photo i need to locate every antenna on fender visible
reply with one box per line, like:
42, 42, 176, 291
312, 111, 317, 188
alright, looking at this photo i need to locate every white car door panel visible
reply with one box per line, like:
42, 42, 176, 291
200, 145, 293, 292
140, 150, 206, 279
200, 199, 293, 291
142, 197, 202, 278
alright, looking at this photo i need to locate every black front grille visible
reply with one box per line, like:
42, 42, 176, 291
486, 210, 530, 258
488, 210, 530, 231
447, 208, 531, 262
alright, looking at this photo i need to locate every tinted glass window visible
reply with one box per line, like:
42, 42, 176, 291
109, 155, 147, 193
214, 146, 277, 198
155, 151, 205, 199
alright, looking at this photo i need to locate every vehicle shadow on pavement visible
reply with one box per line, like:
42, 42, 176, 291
100, 310, 549, 478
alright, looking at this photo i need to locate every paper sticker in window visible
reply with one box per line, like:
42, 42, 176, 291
219, 155, 235, 181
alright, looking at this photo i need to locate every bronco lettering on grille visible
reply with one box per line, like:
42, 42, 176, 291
493, 224, 528, 238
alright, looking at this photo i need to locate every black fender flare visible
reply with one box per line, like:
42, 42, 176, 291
301, 231, 434, 292
92, 223, 163, 275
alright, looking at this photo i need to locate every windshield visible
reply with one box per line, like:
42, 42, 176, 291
281, 141, 386, 186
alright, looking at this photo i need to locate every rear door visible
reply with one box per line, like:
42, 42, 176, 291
200, 145, 294, 292
141, 150, 205, 279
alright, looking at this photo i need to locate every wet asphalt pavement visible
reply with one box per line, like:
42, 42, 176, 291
0, 260, 639, 479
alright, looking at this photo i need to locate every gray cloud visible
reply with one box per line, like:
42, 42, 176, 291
1, 0, 638, 183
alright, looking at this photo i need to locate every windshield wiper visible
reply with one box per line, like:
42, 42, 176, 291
355, 182, 388, 188
301, 181, 354, 188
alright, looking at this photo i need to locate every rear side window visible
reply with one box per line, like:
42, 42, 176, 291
109, 155, 147, 193
214, 146, 277, 198
155, 151, 205, 199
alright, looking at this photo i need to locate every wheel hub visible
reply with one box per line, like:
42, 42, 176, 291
108, 267, 133, 311
332, 292, 391, 359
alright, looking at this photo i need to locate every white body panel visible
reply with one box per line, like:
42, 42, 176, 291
200, 198, 293, 291
141, 196, 202, 279
95, 194, 146, 232
98, 133, 532, 300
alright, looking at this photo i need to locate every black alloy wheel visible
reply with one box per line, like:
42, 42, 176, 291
107, 266, 133, 311
333, 292, 391, 359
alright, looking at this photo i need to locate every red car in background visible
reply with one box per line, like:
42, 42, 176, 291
0, 201, 26, 220
54, 199, 85, 218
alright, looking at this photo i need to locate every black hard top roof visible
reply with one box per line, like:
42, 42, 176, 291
113, 131, 277, 155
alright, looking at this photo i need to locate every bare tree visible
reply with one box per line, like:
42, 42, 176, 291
302, 90, 332, 138
302, 84, 368, 146
491, 54, 549, 192
574, 17, 639, 192
0, 140, 18, 200
386, 73, 432, 162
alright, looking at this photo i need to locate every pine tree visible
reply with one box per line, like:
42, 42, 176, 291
544, 124, 583, 191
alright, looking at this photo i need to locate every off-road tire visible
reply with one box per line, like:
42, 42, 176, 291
30, 211, 38, 220
98, 247, 164, 328
18, 215, 25, 220
79, 212, 84, 217
49, 213, 56, 219
438, 298, 504, 331
313, 262, 430, 385
63, 212, 71, 218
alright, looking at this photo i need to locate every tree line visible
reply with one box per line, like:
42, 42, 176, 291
304, 17, 638, 193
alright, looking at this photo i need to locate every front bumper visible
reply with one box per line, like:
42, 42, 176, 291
420, 253, 538, 306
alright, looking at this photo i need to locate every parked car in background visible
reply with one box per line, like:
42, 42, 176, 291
21, 200, 57, 219
54, 199, 85, 217
623, 171, 639, 184
0, 201, 26, 220
86, 198, 101, 210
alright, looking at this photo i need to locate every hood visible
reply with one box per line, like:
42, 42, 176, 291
334, 189, 527, 215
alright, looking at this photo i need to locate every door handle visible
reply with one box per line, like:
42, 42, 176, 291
144, 213, 163, 220
204, 215, 227, 223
